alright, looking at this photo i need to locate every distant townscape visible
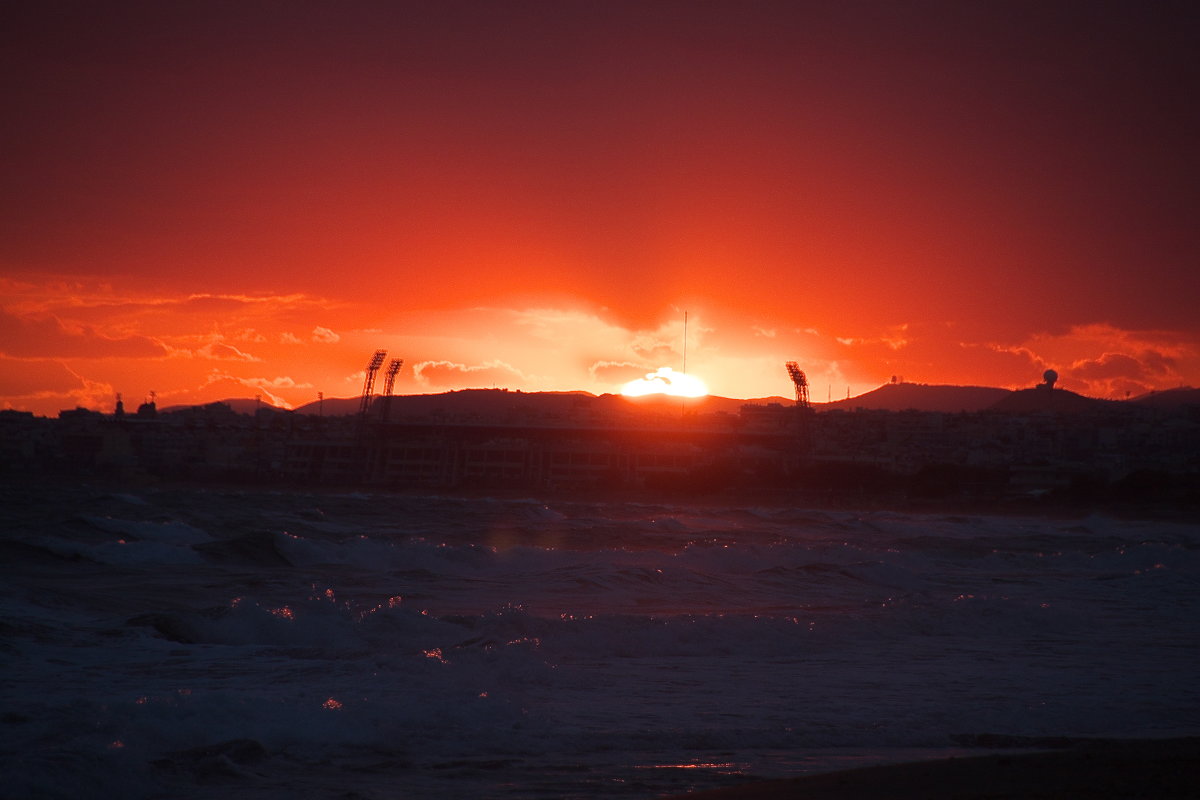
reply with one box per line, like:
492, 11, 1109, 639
3, 381, 1198, 514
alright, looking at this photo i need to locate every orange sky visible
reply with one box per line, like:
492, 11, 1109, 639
2, 1, 1197, 416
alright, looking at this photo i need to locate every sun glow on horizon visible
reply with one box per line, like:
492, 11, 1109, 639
621, 367, 709, 398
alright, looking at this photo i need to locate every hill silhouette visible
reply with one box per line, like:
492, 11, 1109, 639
989, 386, 1116, 414
820, 383, 1011, 413
156, 383, 1176, 421
160, 397, 279, 415
1131, 387, 1200, 408
595, 392, 792, 417
297, 389, 594, 420
292, 389, 790, 420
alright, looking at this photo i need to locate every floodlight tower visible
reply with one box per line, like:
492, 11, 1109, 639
381, 358, 403, 421
359, 350, 387, 418
785, 361, 810, 409
785, 361, 815, 457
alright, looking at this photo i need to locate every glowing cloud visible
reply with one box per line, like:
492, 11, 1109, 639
621, 367, 708, 398
413, 359, 530, 389
311, 326, 340, 343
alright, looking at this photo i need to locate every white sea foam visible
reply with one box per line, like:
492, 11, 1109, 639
3, 488, 1198, 799
79, 515, 211, 545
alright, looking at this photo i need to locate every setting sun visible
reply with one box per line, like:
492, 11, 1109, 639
0, 3, 1196, 416
621, 367, 709, 398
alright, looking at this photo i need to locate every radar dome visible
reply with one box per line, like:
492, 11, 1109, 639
1042, 369, 1058, 388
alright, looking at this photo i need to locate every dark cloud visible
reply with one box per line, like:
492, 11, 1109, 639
0, 311, 167, 359
180, 295, 259, 314
629, 342, 677, 364
0, 357, 78, 395
1071, 351, 1175, 382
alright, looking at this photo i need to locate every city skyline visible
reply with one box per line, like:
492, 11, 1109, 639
3, 1, 1197, 416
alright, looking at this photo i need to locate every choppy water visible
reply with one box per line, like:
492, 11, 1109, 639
3, 485, 1198, 798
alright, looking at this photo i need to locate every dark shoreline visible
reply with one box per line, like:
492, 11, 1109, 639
4, 471, 1197, 525
669, 737, 1200, 799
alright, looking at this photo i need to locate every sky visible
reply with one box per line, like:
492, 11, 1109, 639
2, 0, 1197, 415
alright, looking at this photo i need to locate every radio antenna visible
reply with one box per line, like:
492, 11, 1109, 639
683, 311, 688, 375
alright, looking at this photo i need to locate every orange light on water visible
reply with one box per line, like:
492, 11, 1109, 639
423, 648, 449, 664
636, 762, 742, 772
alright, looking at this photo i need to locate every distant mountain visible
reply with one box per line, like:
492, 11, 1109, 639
146, 383, 1184, 422
989, 386, 1116, 414
295, 389, 596, 420
293, 396, 360, 416
291, 389, 793, 420
1131, 387, 1200, 408
160, 397, 279, 415
295, 386, 1037, 419
820, 383, 1012, 413
596, 392, 792, 417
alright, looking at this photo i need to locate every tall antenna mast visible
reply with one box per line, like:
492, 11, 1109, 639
683, 311, 688, 375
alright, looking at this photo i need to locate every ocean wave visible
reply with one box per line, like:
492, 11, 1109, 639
4, 486, 1199, 799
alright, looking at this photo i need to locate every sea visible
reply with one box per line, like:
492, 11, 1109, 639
2, 483, 1198, 799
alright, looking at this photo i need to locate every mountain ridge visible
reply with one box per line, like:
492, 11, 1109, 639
816, 382, 1012, 413
154, 382, 1200, 419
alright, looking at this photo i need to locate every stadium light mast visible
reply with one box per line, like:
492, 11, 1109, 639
381, 358, 403, 422
785, 361, 810, 409
359, 350, 387, 419
785, 361, 814, 455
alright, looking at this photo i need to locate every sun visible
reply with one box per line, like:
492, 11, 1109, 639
621, 367, 709, 398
